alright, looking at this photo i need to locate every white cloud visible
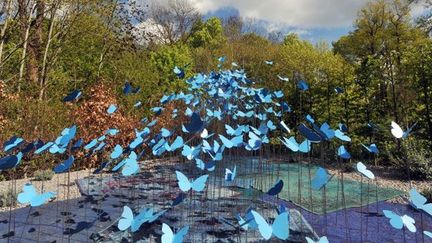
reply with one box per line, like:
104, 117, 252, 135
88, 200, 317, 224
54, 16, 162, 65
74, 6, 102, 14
189, 0, 366, 28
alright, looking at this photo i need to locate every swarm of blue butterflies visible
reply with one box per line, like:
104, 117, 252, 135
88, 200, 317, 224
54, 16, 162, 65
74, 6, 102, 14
0, 57, 429, 242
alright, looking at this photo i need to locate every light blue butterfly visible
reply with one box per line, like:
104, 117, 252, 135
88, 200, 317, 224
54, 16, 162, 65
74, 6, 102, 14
335, 129, 351, 142
264, 60, 273, 65
356, 162, 374, 179
84, 139, 98, 150
107, 104, 117, 114
225, 124, 244, 136
311, 167, 332, 190
122, 156, 139, 176
306, 236, 329, 243
279, 137, 311, 153
409, 188, 432, 216
161, 128, 172, 138
219, 135, 243, 148
118, 206, 166, 232
165, 136, 184, 152
425, 231, 432, 238
225, 166, 236, 182
175, 171, 208, 192
110, 144, 123, 159
251, 210, 289, 240
181, 145, 201, 160
17, 184, 56, 207
161, 223, 189, 243
383, 210, 416, 232
337, 145, 351, 159
195, 158, 215, 171
319, 123, 335, 140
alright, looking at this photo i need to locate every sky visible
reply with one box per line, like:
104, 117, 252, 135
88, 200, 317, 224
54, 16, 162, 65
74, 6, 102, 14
138, 0, 429, 44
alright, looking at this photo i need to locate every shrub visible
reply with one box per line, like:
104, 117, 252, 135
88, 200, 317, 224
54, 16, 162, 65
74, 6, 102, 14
388, 139, 432, 180
33, 169, 54, 181
421, 187, 432, 202
0, 189, 17, 208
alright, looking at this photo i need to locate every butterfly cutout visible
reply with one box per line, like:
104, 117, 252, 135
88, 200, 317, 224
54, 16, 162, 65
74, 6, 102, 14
219, 134, 243, 148
311, 167, 333, 190
267, 179, 284, 196
3, 136, 24, 152
173, 66, 185, 79
251, 210, 289, 240
63, 90, 81, 102
298, 124, 322, 143
297, 80, 309, 91
225, 166, 237, 182
391, 121, 416, 139
107, 104, 117, 114
54, 156, 75, 174
195, 158, 215, 171
409, 188, 432, 216
175, 171, 208, 192
277, 75, 289, 82
17, 184, 56, 207
362, 143, 379, 154
0, 152, 23, 170
110, 145, 123, 159
425, 231, 432, 238
337, 145, 351, 159
183, 112, 204, 134
383, 210, 416, 232
279, 137, 311, 153
118, 206, 166, 232
335, 129, 351, 142
306, 236, 329, 243
161, 223, 189, 243
356, 162, 374, 179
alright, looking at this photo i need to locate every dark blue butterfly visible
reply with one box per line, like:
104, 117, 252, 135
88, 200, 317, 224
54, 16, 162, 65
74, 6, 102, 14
63, 90, 81, 102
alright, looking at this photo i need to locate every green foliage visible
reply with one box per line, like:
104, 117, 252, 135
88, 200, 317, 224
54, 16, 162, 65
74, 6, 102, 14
188, 17, 226, 49
0, 189, 17, 208
388, 139, 432, 180
33, 169, 55, 181
150, 44, 193, 93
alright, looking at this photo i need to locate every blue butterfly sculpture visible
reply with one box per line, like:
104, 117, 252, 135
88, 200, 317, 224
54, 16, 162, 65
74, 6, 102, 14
383, 210, 416, 232
409, 188, 432, 216
311, 167, 332, 190
161, 223, 189, 243
306, 236, 329, 243
118, 206, 166, 232
175, 171, 208, 192
225, 166, 237, 182
356, 162, 375, 179
267, 179, 284, 196
17, 184, 56, 207
251, 210, 290, 240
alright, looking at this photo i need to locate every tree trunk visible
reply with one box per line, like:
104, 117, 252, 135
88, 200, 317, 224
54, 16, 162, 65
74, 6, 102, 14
26, 0, 45, 84
0, 0, 12, 76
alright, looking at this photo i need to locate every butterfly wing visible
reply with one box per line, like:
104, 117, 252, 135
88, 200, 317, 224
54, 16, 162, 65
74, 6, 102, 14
356, 162, 374, 179
251, 210, 273, 240
425, 231, 432, 238
391, 121, 403, 138
383, 210, 403, 229
219, 135, 234, 148
272, 211, 289, 240
409, 188, 427, 209
311, 167, 329, 190
401, 215, 416, 232
191, 175, 209, 192
175, 171, 191, 192
298, 139, 311, 153
161, 223, 174, 243
17, 184, 38, 204
122, 158, 139, 176
172, 226, 189, 243
30, 192, 56, 207
110, 145, 123, 159
267, 179, 283, 196
118, 206, 134, 231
